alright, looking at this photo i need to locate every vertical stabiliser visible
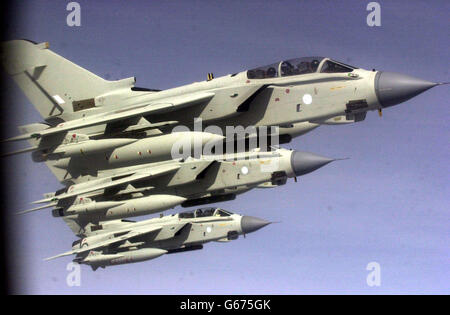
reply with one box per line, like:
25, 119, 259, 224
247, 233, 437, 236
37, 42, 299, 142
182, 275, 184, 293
1, 39, 134, 120
2, 40, 137, 184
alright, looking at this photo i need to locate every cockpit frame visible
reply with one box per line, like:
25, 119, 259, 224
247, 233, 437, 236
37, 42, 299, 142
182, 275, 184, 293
179, 207, 233, 219
247, 57, 357, 79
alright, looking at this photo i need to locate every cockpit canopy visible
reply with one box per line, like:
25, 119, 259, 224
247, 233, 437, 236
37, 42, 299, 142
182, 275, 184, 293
179, 207, 233, 218
247, 57, 357, 79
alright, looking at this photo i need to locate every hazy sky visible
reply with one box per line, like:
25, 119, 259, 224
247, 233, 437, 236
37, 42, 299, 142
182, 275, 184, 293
2, 0, 449, 294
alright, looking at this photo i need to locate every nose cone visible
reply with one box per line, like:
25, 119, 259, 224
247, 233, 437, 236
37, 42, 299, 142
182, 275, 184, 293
290, 151, 334, 176
375, 72, 438, 108
241, 216, 271, 234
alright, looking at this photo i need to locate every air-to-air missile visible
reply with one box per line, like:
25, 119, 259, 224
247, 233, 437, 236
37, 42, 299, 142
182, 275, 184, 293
45, 207, 271, 271
7, 126, 223, 167
21, 148, 336, 227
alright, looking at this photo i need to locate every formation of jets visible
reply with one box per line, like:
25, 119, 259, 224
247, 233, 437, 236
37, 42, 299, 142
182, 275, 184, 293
1, 39, 444, 270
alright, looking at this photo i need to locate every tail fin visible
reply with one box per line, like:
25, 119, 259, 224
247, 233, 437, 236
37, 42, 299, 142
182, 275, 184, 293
3, 40, 137, 185
1, 39, 135, 120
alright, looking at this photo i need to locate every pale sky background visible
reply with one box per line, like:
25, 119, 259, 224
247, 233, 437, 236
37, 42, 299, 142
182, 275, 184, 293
1, 0, 449, 294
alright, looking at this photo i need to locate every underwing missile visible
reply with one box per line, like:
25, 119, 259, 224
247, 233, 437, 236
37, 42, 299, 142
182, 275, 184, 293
81, 248, 168, 267
51, 131, 224, 171
61, 200, 126, 215
44, 137, 137, 159
52, 194, 186, 220
2, 134, 136, 159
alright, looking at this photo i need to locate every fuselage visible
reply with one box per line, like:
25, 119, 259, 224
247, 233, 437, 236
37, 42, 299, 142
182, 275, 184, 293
52, 57, 381, 141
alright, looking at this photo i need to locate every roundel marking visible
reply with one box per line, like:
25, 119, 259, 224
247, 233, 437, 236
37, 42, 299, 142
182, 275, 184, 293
302, 93, 312, 104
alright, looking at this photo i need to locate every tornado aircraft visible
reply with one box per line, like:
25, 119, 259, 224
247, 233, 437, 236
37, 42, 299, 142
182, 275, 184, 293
45, 207, 270, 271
22, 148, 335, 231
2, 40, 443, 154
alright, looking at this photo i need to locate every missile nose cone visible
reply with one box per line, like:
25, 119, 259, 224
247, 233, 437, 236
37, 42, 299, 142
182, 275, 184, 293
241, 216, 271, 234
375, 71, 438, 108
290, 151, 335, 176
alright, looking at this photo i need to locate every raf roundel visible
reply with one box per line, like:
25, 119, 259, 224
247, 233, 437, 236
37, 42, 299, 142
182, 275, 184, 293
302, 93, 313, 105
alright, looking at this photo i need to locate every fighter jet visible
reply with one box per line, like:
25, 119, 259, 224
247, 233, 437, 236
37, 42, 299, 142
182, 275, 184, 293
21, 148, 336, 229
45, 207, 271, 271
2, 39, 443, 153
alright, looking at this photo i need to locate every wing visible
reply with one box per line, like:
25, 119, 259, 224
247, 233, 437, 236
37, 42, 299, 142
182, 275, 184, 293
32, 163, 180, 204
5, 92, 215, 142
44, 225, 163, 261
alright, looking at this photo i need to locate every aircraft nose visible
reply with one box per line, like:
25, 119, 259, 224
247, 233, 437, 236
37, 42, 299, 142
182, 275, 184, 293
375, 72, 438, 108
241, 216, 271, 234
290, 151, 335, 176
